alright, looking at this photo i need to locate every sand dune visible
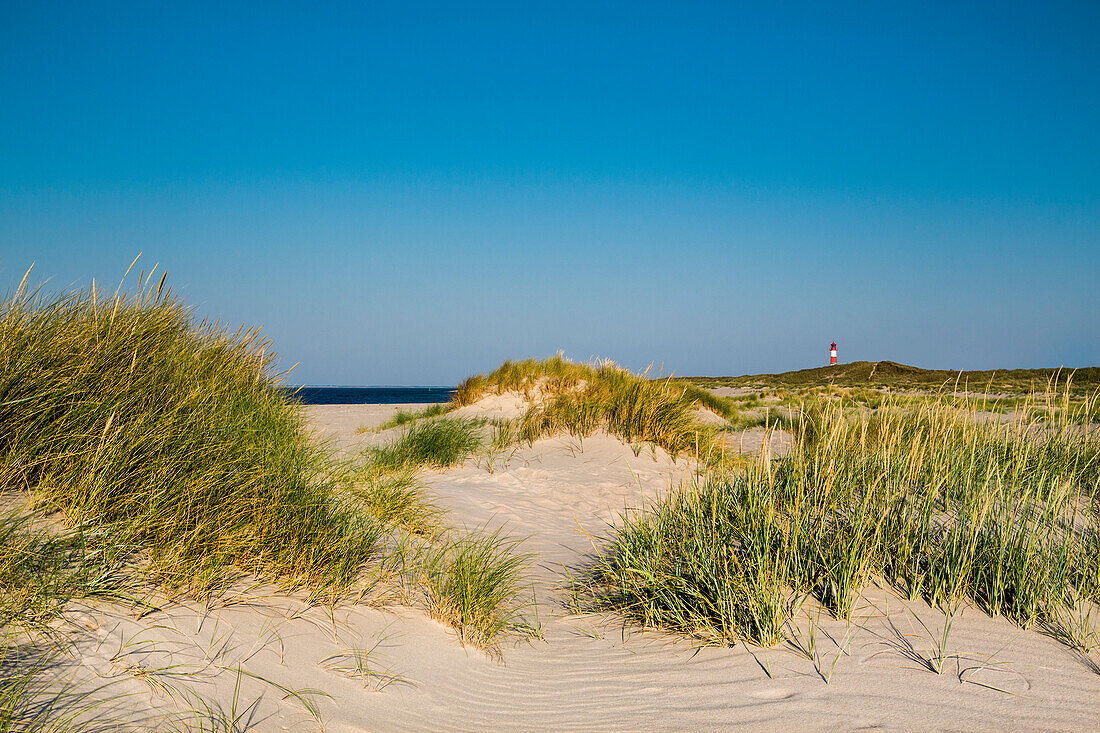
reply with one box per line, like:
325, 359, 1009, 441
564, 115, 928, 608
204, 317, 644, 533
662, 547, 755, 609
42, 401, 1100, 731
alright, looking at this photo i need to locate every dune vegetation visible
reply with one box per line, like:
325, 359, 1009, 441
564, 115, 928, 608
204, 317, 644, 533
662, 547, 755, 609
0, 271, 381, 598
0, 268, 532, 728
357, 354, 741, 462
686, 360, 1100, 395
4, 277, 1097, 727
352, 415, 533, 653
360, 402, 452, 433
368, 416, 486, 471
452, 355, 739, 458
577, 389, 1100, 650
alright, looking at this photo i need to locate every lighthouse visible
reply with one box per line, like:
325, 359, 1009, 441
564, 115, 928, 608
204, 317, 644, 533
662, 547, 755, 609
829, 342, 837, 365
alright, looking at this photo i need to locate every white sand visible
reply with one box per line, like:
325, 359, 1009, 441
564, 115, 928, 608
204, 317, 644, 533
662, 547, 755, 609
451, 391, 530, 421
35, 400, 1100, 731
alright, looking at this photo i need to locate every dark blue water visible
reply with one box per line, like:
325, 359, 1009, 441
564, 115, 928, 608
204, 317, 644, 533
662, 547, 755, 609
285, 386, 455, 405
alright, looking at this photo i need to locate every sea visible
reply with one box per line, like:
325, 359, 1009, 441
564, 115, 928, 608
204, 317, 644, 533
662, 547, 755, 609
285, 386, 455, 405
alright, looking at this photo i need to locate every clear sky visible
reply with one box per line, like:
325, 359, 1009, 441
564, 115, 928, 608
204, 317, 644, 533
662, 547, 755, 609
2, 1, 1098, 385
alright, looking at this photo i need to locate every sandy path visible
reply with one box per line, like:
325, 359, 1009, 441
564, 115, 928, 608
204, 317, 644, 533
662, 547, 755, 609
41, 403, 1100, 731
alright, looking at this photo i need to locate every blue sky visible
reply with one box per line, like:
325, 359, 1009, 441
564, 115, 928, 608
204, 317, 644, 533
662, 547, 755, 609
2, 1, 1097, 385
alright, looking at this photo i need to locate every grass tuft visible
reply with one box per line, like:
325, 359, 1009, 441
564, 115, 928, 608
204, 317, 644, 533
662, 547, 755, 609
577, 389, 1100, 646
423, 529, 531, 652
453, 356, 736, 458
0, 271, 384, 598
352, 470, 443, 536
363, 403, 452, 433
367, 417, 485, 471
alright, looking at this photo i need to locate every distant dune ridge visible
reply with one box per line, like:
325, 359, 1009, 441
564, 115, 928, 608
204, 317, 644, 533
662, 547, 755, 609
686, 360, 1100, 392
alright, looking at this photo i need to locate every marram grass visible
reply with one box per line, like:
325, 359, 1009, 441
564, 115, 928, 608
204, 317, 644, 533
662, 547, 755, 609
578, 390, 1100, 646
367, 416, 485, 471
361, 402, 452, 434
453, 355, 737, 457
422, 528, 531, 653
0, 271, 534, 729
0, 272, 378, 597
0, 271, 528, 647
352, 469, 443, 536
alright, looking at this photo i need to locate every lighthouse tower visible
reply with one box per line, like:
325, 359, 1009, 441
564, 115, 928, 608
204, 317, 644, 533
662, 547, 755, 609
829, 342, 837, 365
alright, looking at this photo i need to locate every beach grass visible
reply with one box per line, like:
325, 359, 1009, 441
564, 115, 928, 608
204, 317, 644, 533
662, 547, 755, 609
0, 268, 528, 673
518, 365, 700, 456
422, 529, 531, 652
452, 355, 737, 458
577, 388, 1100, 646
357, 416, 534, 646
0, 268, 381, 598
361, 402, 452, 434
451, 354, 591, 407
367, 416, 486, 471
352, 469, 443, 537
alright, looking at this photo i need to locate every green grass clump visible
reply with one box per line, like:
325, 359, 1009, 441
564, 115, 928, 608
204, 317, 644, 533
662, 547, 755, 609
451, 374, 487, 407
366, 403, 451, 433
580, 390, 1100, 646
423, 529, 530, 652
368, 417, 485, 471
674, 381, 740, 421
453, 356, 734, 458
352, 469, 442, 536
452, 354, 592, 406
0, 270, 382, 597
577, 484, 789, 645
520, 364, 702, 456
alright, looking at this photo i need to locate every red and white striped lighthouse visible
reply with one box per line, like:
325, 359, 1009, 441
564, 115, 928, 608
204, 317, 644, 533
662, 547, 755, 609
829, 342, 837, 365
